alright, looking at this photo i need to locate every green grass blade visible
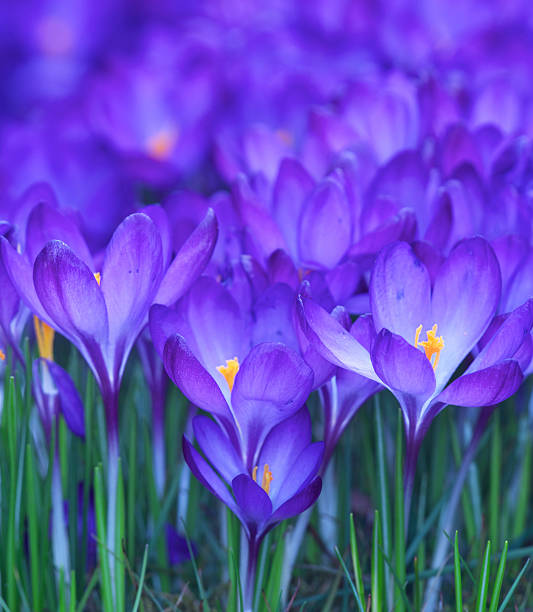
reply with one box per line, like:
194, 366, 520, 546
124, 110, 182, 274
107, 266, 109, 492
475, 540, 491, 612
131, 545, 149, 612
94, 465, 113, 612
489, 540, 508, 612
372, 509, 384, 612
349, 513, 365, 603
262, 529, 285, 612
454, 531, 462, 612
334, 547, 364, 612
25, 441, 42, 611
497, 558, 530, 612
513, 438, 531, 538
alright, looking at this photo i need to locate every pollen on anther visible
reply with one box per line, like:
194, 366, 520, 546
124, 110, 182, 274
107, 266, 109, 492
217, 357, 239, 391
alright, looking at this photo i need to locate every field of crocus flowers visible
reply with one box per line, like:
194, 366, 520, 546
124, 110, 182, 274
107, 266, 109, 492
2, 1, 533, 610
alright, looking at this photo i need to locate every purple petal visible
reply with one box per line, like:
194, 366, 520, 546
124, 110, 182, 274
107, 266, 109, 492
299, 178, 352, 269
155, 208, 218, 306
471, 300, 533, 372
299, 296, 376, 379
231, 343, 313, 461
101, 213, 163, 350
193, 416, 243, 484
183, 437, 238, 514
267, 249, 299, 289
270, 478, 322, 524
149, 304, 183, 359
431, 238, 501, 389
271, 442, 324, 507
1, 238, 50, 323
256, 407, 312, 501
503, 250, 533, 313
232, 474, 272, 528
371, 329, 435, 397
163, 334, 230, 418
26, 203, 93, 267
252, 283, 299, 351
370, 242, 432, 341
142, 205, 172, 267
436, 361, 523, 407
272, 158, 314, 261
33, 241, 108, 346
166, 525, 194, 565
178, 277, 249, 382
46, 360, 85, 438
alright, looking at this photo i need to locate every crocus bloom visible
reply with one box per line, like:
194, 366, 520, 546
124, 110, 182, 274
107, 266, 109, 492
301, 238, 529, 509
184, 406, 323, 611
2, 200, 217, 603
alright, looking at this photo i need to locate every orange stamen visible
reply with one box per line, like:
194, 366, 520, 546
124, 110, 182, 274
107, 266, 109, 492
217, 357, 239, 391
33, 316, 55, 361
415, 323, 444, 371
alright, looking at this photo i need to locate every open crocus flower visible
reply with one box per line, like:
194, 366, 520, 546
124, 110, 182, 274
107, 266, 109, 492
183, 407, 323, 611
300, 238, 530, 507
1, 199, 217, 604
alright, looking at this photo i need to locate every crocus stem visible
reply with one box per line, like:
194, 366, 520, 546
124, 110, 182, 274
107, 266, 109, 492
51, 440, 71, 591
403, 434, 421, 527
106, 427, 119, 607
423, 407, 494, 610
243, 536, 259, 612
152, 385, 166, 499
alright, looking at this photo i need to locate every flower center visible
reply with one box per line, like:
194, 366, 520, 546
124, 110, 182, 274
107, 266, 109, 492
146, 128, 178, 160
216, 357, 239, 391
252, 464, 274, 494
0, 348, 5, 361
414, 324, 444, 370
33, 316, 55, 361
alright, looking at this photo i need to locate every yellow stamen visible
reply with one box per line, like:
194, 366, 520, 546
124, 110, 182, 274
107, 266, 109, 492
252, 464, 274, 495
0, 348, 5, 361
146, 128, 178, 160
33, 316, 55, 361
94, 272, 101, 285
415, 323, 444, 371
276, 129, 293, 146
217, 357, 239, 391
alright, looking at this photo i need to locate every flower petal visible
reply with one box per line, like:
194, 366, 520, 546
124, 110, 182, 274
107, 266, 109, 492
183, 437, 238, 514
193, 415, 243, 484
155, 208, 218, 306
436, 361, 523, 407
299, 295, 376, 379
299, 178, 352, 269
149, 304, 183, 359
101, 213, 163, 351
370, 241, 432, 340
26, 202, 93, 267
431, 237, 501, 389
232, 474, 273, 528
371, 328, 436, 397
270, 478, 322, 524
33, 240, 108, 346
46, 360, 85, 438
163, 334, 230, 418
1, 237, 50, 323
272, 158, 314, 262
256, 407, 312, 500
231, 343, 313, 463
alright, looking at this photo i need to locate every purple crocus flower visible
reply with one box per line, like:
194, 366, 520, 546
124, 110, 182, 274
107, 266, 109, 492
301, 238, 530, 510
183, 406, 322, 610
2, 200, 217, 602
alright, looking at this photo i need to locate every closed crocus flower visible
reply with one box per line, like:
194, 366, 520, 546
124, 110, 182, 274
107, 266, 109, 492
300, 237, 531, 512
